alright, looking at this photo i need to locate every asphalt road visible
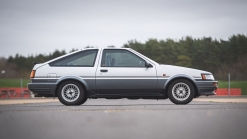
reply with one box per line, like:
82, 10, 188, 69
0, 99, 247, 139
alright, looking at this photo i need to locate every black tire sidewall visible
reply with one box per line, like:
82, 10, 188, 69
168, 79, 195, 105
57, 80, 86, 106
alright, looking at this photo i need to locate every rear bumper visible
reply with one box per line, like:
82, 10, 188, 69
28, 83, 56, 96
195, 81, 218, 96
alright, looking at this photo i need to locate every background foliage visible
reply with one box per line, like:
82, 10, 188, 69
0, 34, 246, 80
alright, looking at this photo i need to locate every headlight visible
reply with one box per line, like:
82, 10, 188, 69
201, 74, 214, 80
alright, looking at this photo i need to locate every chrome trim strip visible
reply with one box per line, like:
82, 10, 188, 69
157, 76, 170, 78
34, 77, 96, 79
97, 78, 158, 79
29, 83, 57, 85
32, 78, 47, 79
193, 76, 202, 78
195, 81, 218, 82
79, 76, 95, 78
157, 78, 169, 80
35, 76, 172, 80
97, 76, 157, 78
34, 76, 47, 78
34, 77, 170, 80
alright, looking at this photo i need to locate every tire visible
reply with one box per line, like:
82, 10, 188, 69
168, 79, 195, 105
57, 80, 87, 106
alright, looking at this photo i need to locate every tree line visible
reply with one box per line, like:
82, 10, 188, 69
1, 34, 247, 80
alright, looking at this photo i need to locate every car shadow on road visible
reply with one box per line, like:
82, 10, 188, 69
82, 103, 217, 107
0, 102, 218, 107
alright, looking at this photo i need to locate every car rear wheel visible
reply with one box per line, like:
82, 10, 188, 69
57, 80, 87, 106
168, 79, 195, 104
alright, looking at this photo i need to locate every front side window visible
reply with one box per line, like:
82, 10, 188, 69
50, 50, 98, 67
101, 49, 146, 67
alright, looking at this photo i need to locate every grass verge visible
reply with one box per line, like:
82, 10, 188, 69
0, 79, 30, 88
218, 81, 247, 95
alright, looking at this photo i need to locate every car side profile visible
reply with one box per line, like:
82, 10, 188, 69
28, 48, 218, 105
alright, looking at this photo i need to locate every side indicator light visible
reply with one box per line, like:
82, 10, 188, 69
213, 82, 218, 91
213, 82, 218, 87
30, 70, 36, 78
201, 74, 206, 80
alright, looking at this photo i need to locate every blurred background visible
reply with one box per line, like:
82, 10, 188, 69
0, 0, 246, 97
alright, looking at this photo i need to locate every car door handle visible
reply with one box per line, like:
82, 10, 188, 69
100, 69, 108, 72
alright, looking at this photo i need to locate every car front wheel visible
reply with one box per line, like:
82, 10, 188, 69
57, 80, 87, 106
168, 79, 195, 105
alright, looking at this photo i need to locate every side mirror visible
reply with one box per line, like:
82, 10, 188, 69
145, 61, 153, 68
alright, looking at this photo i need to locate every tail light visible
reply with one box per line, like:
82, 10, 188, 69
213, 82, 218, 91
30, 70, 36, 78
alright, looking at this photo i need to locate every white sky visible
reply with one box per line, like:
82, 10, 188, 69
0, 0, 247, 58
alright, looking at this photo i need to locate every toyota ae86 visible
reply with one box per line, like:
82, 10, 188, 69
28, 48, 218, 105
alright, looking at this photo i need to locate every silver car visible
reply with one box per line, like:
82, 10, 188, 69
28, 48, 218, 105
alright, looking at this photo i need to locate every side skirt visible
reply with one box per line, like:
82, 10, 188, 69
88, 93, 167, 99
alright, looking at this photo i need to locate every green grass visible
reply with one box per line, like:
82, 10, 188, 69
0, 79, 246, 95
218, 81, 247, 95
0, 79, 30, 88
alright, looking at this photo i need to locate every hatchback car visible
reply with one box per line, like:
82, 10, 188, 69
28, 48, 218, 105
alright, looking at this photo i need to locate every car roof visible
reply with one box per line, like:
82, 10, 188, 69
81, 47, 131, 50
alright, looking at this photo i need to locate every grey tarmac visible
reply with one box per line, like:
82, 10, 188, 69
0, 99, 247, 139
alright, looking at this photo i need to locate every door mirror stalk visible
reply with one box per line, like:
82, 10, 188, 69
145, 62, 152, 68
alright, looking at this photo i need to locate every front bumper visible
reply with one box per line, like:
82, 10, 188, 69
195, 81, 218, 96
28, 83, 56, 96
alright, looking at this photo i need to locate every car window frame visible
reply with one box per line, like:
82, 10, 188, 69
100, 49, 149, 68
49, 49, 99, 67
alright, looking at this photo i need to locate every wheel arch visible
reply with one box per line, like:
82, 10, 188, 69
164, 74, 200, 98
54, 76, 89, 97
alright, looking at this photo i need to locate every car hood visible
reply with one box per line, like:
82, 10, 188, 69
156, 64, 212, 78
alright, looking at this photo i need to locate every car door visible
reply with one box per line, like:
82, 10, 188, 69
95, 49, 157, 95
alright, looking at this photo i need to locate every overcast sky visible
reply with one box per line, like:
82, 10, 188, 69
0, 0, 247, 58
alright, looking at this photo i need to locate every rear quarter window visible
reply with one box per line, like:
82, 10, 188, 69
49, 49, 98, 67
